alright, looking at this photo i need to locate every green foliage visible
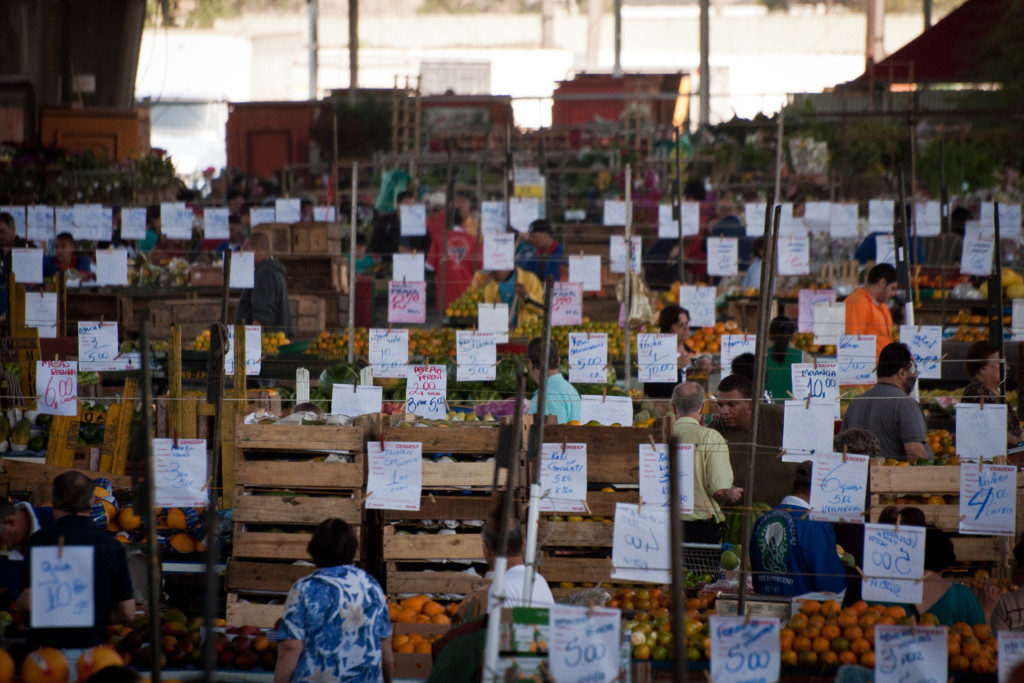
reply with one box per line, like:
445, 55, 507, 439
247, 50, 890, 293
333, 94, 393, 158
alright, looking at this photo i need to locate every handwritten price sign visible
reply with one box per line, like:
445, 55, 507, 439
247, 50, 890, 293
790, 362, 839, 419
636, 333, 679, 383
782, 400, 837, 460
999, 632, 1024, 682
900, 325, 942, 379
369, 328, 409, 378
611, 503, 670, 583
861, 523, 925, 604
30, 546, 95, 628
637, 443, 694, 512
808, 451, 868, 523
874, 625, 947, 683
482, 233, 515, 271
366, 441, 423, 510
837, 335, 876, 385
225, 325, 262, 376
36, 360, 78, 416
709, 616, 780, 683
959, 462, 1016, 536
539, 443, 587, 512
456, 331, 497, 381
551, 282, 583, 326
405, 365, 447, 420
153, 438, 208, 508
78, 321, 120, 372
961, 223, 995, 276
388, 280, 427, 324
797, 289, 836, 333
955, 403, 1007, 462
777, 232, 810, 275
568, 333, 608, 383
579, 395, 633, 427
707, 237, 739, 277
549, 604, 621, 683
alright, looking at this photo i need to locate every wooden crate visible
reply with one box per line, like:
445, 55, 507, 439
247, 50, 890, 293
288, 295, 327, 335
392, 623, 451, 679
383, 525, 489, 597
292, 222, 343, 256
148, 298, 224, 341
253, 223, 292, 256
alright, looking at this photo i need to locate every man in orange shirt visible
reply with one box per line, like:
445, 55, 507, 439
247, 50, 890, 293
844, 263, 899, 358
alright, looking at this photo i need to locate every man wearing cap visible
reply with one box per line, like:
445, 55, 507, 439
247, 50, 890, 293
749, 461, 848, 597
515, 220, 565, 283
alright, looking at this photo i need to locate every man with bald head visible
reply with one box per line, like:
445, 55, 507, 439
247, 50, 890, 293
235, 231, 293, 336
671, 382, 742, 543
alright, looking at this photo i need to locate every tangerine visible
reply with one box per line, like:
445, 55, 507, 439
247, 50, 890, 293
831, 636, 850, 653
950, 655, 970, 672
395, 608, 417, 624
430, 614, 450, 625
393, 634, 410, 649
971, 656, 992, 674
812, 637, 830, 653
415, 641, 432, 655
397, 643, 415, 654
839, 651, 858, 665
842, 625, 863, 642
860, 651, 875, 667
850, 638, 871, 655
821, 651, 839, 667
793, 636, 812, 652
851, 600, 869, 615
781, 650, 798, 667
883, 606, 906, 620
821, 600, 841, 617
801, 600, 822, 615
821, 624, 841, 640
973, 624, 991, 641
402, 595, 429, 613
422, 601, 444, 617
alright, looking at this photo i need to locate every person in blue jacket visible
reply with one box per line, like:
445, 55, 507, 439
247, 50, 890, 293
0, 499, 55, 605
750, 461, 848, 597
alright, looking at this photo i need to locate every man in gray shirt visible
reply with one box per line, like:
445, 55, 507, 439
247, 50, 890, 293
841, 342, 929, 462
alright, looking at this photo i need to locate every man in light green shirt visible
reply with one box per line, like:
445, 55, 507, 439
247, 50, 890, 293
672, 382, 742, 543
526, 337, 581, 424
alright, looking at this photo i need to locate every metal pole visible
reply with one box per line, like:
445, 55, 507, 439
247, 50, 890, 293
504, 120, 513, 233
666, 430, 688, 682
773, 107, 785, 205
586, 0, 602, 68
613, 0, 622, 77
308, 0, 318, 100
348, 0, 358, 101
541, 0, 554, 48
923, 0, 932, 29
698, 0, 710, 127
675, 127, 686, 284
348, 162, 358, 363
438, 143, 455, 313
141, 318, 162, 683
736, 202, 779, 614
201, 321, 225, 679
623, 165, 633, 389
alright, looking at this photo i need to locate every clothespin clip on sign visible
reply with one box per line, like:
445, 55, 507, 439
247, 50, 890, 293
744, 608, 753, 625
648, 434, 657, 449
602, 387, 607, 403
57, 535, 64, 559
842, 446, 848, 463
173, 430, 179, 448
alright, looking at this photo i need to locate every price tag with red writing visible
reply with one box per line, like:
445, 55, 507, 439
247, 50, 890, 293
551, 282, 583, 326
36, 360, 78, 416
406, 364, 447, 420
388, 281, 426, 324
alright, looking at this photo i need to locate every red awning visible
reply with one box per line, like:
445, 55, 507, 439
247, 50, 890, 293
849, 0, 1013, 85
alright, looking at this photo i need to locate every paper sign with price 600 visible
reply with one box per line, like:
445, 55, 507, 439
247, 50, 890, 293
548, 604, 621, 683
36, 360, 78, 416
154, 438, 209, 508
710, 616, 780, 683
31, 546, 95, 628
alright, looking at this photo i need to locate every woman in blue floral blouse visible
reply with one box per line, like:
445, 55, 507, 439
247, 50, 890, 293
275, 519, 393, 682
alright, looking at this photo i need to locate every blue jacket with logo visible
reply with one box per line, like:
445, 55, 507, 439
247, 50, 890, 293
750, 501, 847, 596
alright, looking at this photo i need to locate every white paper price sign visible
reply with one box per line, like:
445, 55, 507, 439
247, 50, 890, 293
551, 282, 583, 326
480, 201, 507, 234
982, 202, 1024, 236
369, 328, 409, 378
25, 292, 57, 338
27, 205, 55, 242
797, 289, 835, 333
608, 235, 642, 274
707, 237, 739, 276
95, 249, 129, 286
366, 442, 423, 510
709, 616, 780, 683
30, 546, 94, 628
636, 333, 678, 383
837, 335, 876, 385
477, 303, 509, 341
331, 383, 383, 417
782, 400, 837, 460
876, 233, 896, 267
72, 204, 105, 241
638, 443, 694, 512
249, 207, 275, 227
999, 632, 1024, 682
483, 233, 515, 271
959, 462, 1016, 536
874, 625, 947, 683
658, 203, 699, 238
868, 199, 895, 228
161, 202, 193, 239
955, 403, 1008, 461
539, 443, 587, 512
720, 334, 756, 376
153, 438, 208, 507
509, 198, 539, 233
229, 251, 255, 289
744, 202, 768, 236
12, 248, 43, 283
790, 363, 839, 419
388, 281, 427, 324
204, 207, 229, 239
120, 207, 147, 240
861, 523, 926, 604
1014, 300, 1024, 342
406, 365, 447, 420
225, 325, 263, 375
899, 325, 942, 379
456, 331, 497, 381
54, 207, 74, 237
830, 203, 859, 238
78, 321, 120, 372
548, 604, 621, 683
813, 301, 845, 346
802, 202, 831, 231
678, 285, 716, 328
274, 198, 301, 223
808, 452, 868, 523
392, 253, 425, 283
610, 503, 670, 583
961, 223, 995, 276
602, 200, 628, 226
579, 395, 632, 427
567, 333, 607, 383
915, 201, 942, 237
777, 232, 811, 275
36, 360, 78, 416
312, 206, 336, 222
399, 203, 427, 236
568, 255, 601, 292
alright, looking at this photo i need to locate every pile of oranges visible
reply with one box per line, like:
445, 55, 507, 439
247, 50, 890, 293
392, 631, 440, 655
685, 321, 743, 356
927, 429, 956, 459
387, 595, 458, 627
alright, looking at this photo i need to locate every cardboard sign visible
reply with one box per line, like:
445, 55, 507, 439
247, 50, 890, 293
999, 632, 1024, 683
602, 200, 629, 226
837, 334, 876, 385
366, 442, 423, 510
707, 237, 739, 276
790, 363, 839, 419
26, 205, 55, 242
480, 201, 507, 234
874, 625, 947, 683
274, 198, 301, 224
808, 452, 869, 523
477, 303, 509, 341
331, 383, 383, 417
229, 251, 255, 289
961, 223, 995, 276
456, 331, 497, 381
30, 546, 94, 628
959, 463, 1016, 536
25, 292, 58, 338
392, 252, 425, 283
551, 282, 583, 326
509, 198, 539, 233
405, 365, 447, 419
204, 207, 230, 239
955, 403, 1007, 461
225, 325, 262, 375
120, 207, 147, 240
548, 605, 621, 683
829, 203, 859, 238
658, 203, 699, 238
539, 443, 587, 512
12, 248, 43, 284
611, 503, 670, 584
153, 438, 208, 507
861, 523, 925, 604
638, 443, 695, 512
719, 334, 756, 376
388, 281, 427, 324
608, 235, 642, 274
636, 333, 678, 383
398, 203, 427, 236
709, 616, 780, 683
798, 289, 836, 333
36, 360, 78, 416
78, 321, 120, 372
369, 328, 409, 378
900, 325, 942, 379
813, 301, 846, 345
782, 400, 837, 460
95, 249, 129, 286
777, 232, 810, 275
868, 199, 895, 229
161, 202, 193, 239
579, 395, 632, 427
483, 233, 515, 271
567, 333, 608, 383
568, 255, 601, 292
678, 285, 716, 328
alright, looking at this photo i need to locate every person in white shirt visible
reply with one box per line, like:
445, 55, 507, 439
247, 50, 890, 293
482, 511, 554, 609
